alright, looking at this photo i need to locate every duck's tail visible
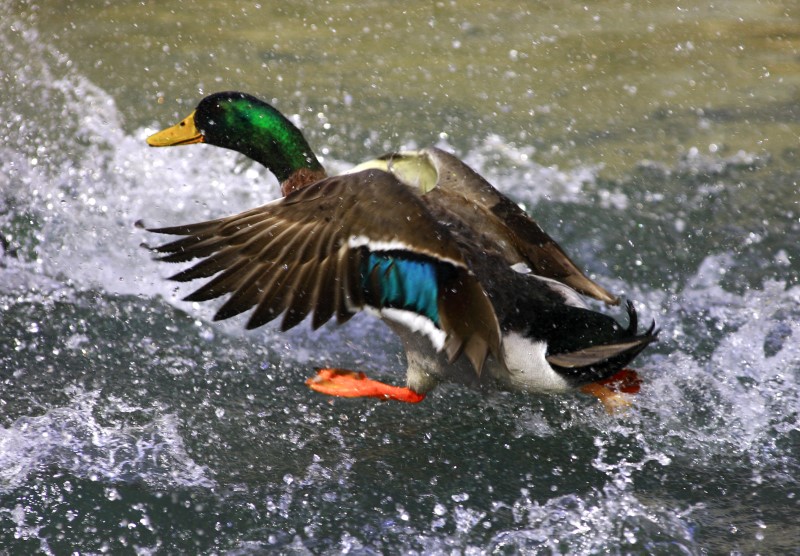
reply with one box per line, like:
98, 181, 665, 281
545, 301, 658, 385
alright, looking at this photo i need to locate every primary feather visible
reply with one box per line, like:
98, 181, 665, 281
148, 169, 502, 375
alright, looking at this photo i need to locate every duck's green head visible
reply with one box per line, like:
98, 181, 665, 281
147, 91, 324, 184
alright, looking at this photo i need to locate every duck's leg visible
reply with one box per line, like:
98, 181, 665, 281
580, 369, 642, 414
306, 369, 426, 403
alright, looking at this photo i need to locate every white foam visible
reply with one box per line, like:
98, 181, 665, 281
0, 388, 213, 493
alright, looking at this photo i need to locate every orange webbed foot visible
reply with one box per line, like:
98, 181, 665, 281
306, 368, 425, 403
596, 368, 642, 394
581, 369, 643, 414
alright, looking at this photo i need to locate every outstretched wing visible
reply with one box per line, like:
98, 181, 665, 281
147, 169, 501, 374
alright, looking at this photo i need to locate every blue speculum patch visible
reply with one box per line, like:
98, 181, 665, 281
361, 251, 440, 324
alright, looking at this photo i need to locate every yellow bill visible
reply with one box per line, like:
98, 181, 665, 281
146, 110, 204, 147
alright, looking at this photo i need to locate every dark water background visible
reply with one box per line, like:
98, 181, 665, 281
2, 1, 800, 553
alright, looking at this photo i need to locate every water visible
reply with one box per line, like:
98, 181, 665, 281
2, 1, 799, 553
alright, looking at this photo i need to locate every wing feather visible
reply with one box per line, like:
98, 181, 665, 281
147, 169, 502, 374
213, 262, 275, 320
182, 258, 253, 302
392, 147, 619, 305
310, 255, 337, 329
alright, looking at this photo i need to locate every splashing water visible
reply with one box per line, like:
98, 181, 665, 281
0, 388, 213, 492
2, 4, 799, 554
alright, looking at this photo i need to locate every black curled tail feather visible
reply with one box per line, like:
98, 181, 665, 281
546, 300, 659, 386
625, 299, 659, 339
626, 300, 638, 334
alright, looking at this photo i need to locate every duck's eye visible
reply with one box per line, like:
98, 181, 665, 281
180, 121, 186, 127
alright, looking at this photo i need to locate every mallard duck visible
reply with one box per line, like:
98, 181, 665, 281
145, 92, 656, 411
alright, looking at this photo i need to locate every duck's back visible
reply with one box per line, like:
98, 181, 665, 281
350, 147, 619, 305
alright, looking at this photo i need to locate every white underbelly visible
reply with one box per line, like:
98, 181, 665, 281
492, 332, 572, 393
384, 319, 573, 395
